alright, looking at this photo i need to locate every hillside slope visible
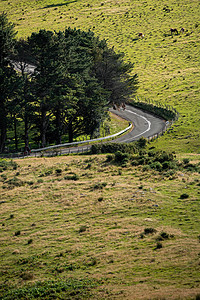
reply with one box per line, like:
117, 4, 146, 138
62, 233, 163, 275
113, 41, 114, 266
0, 0, 200, 152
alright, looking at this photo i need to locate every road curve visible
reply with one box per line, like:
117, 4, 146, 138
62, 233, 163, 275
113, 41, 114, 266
110, 104, 166, 143
58, 105, 166, 155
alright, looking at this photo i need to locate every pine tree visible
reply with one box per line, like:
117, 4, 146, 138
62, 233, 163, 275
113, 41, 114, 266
0, 13, 18, 152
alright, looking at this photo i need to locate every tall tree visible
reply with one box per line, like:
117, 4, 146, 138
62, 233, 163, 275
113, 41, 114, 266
0, 13, 18, 152
14, 38, 35, 150
28, 30, 67, 147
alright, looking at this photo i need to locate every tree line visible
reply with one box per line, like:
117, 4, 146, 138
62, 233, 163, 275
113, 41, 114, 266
0, 13, 138, 153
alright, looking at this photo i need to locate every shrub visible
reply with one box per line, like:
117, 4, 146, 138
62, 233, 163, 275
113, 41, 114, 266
15, 230, 21, 236
144, 228, 157, 235
55, 168, 62, 175
64, 174, 79, 181
5, 177, 24, 188
114, 151, 129, 164
183, 158, 190, 164
27, 239, 33, 245
150, 161, 163, 171
87, 258, 97, 266
79, 225, 87, 233
93, 182, 107, 189
136, 137, 147, 148
0, 159, 18, 170
180, 193, 189, 199
20, 272, 34, 280
157, 232, 169, 241
106, 154, 113, 162
37, 179, 43, 183
90, 142, 137, 154
155, 242, 163, 249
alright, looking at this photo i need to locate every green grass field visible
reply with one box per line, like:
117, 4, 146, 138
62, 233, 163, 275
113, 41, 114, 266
0, 1, 200, 299
1, 0, 200, 153
0, 155, 200, 299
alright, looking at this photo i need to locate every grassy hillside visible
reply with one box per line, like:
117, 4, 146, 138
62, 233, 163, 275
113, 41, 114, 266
0, 0, 200, 153
0, 155, 200, 299
0, 1, 200, 299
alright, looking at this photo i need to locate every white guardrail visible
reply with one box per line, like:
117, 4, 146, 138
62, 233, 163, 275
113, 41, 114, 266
31, 123, 133, 153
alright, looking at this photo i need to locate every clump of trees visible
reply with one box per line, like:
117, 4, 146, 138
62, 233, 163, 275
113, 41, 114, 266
0, 13, 138, 153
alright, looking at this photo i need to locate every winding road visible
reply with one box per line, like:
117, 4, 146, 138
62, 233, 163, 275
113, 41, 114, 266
110, 104, 166, 143
52, 105, 166, 155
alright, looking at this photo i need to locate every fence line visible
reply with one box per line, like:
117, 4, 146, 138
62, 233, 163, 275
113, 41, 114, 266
132, 96, 179, 142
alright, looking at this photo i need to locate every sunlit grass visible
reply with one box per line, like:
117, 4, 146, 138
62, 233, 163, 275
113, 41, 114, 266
0, 154, 200, 298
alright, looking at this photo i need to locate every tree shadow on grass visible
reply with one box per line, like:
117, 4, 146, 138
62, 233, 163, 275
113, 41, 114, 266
43, 0, 78, 9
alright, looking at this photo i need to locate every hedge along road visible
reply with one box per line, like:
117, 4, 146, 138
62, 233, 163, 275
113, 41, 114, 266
52, 104, 166, 155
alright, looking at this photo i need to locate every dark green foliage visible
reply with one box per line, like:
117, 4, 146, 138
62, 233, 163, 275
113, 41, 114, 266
106, 154, 114, 162
156, 232, 170, 241
180, 193, 189, 199
0, 159, 18, 170
114, 151, 129, 164
0, 16, 138, 151
144, 228, 157, 235
87, 258, 97, 266
64, 174, 79, 181
130, 101, 176, 121
27, 239, 33, 245
79, 225, 87, 233
0, 13, 19, 153
93, 182, 107, 189
5, 177, 24, 188
55, 168, 62, 175
0, 279, 98, 299
14, 230, 21, 236
155, 242, 163, 249
98, 197, 103, 202
183, 158, 190, 164
182, 162, 200, 173
90, 142, 137, 154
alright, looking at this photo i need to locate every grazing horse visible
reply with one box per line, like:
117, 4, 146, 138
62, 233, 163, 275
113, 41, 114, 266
138, 32, 144, 38
170, 28, 178, 35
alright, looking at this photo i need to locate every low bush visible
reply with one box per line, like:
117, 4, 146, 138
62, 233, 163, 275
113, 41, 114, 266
64, 174, 79, 181
93, 182, 107, 189
0, 159, 18, 171
180, 193, 189, 199
114, 151, 130, 164
79, 225, 87, 233
90, 142, 137, 155
155, 242, 163, 249
55, 168, 62, 175
5, 177, 24, 188
0, 279, 98, 299
144, 228, 157, 235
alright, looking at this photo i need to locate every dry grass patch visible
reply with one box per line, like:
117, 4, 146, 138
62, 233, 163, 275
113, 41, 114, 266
0, 155, 199, 298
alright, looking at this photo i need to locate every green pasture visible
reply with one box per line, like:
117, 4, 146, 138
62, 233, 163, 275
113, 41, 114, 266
1, 0, 200, 153
0, 155, 200, 298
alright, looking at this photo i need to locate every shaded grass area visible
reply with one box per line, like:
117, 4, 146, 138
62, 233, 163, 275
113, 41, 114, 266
0, 0, 200, 153
0, 154, 200, 299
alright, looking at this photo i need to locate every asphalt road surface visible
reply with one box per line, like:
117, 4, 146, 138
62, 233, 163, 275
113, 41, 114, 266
54, 105, 166, 155
110, 104, 166, 143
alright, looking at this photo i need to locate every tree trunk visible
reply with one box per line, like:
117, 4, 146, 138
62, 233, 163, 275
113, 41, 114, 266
14, 115, 18, 151
0, 103, 7, 153
24, 114, 29, 149
41, 108, 47, 148
55, 109, 62, 144
68, 121, 73, 143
